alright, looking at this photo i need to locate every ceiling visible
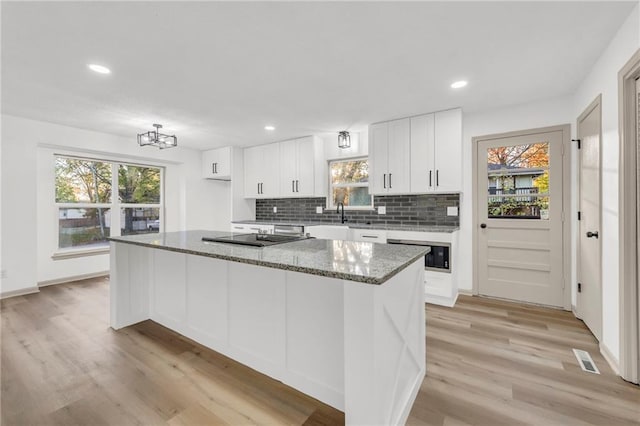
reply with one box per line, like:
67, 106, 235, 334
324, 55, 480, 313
1, 1, 635, 151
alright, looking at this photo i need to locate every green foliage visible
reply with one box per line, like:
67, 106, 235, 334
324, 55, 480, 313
118, 165, 161, 204
55, 158, 112, 203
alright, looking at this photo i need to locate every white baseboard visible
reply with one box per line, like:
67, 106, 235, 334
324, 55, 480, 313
600, 342, 620, 375
1, 286, 40, 300
38, 271, 109, 288
458, 288, 473, 296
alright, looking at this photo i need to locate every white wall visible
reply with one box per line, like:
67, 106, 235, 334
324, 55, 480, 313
572, 4, 639, 364
1, 114, 231, 295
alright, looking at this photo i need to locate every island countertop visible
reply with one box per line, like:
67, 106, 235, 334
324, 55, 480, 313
108, 230, 428, 285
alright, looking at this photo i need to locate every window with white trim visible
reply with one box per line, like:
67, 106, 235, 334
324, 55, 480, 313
328, 158, 373, 209
55, 156, 163, 250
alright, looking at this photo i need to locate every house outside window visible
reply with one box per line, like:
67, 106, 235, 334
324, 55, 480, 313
328, 158, 373, 209
55, 156, 163, 250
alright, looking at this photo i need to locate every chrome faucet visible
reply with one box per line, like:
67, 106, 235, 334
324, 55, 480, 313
336, 202, 347, 224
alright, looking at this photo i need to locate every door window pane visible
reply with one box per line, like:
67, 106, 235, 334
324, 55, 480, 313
487, 143, 549, 219
55, 158, 112, 203
58, 208, 110, 248
118, 165, 161, 204
121, 207, 160, 235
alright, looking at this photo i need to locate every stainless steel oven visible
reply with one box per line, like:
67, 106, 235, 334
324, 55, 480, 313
386, 239, 451, 273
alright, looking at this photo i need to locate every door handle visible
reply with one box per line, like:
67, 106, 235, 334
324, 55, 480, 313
480, 223, 487, 229
586, 231, 599, 238
383, 174, 387, 189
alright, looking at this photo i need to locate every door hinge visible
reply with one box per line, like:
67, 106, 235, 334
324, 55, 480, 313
578, 282, 582, 293
571, 138, 581, 149
578, 211, 581, 221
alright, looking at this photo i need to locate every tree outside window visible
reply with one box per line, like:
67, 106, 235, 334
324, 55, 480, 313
55, 156, 163, 249
329, 158, 373, 209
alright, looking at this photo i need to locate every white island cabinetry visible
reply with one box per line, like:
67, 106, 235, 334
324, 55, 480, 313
110, 231, 427, 425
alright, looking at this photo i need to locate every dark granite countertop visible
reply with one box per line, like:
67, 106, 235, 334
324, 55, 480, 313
232, 220, 459, 233
108, 230, 429, 285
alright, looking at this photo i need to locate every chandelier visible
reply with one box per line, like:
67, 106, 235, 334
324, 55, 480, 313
137, 123, 177, 149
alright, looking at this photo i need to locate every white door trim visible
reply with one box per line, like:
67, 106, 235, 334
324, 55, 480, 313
471, 124, 572, 310
618, 48, 640, 384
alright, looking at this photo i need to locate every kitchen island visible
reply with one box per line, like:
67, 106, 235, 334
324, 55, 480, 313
109, 230, 428, 425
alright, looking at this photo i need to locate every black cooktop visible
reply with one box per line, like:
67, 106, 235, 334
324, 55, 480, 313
202, 233, 310, 247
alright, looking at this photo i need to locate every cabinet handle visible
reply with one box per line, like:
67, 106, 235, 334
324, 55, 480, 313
436, 170, 439, 187
257, 183, 260, 194
389, 173, 392, 189
362, 235, 379, 239
296, 180, 299, 192
429, 170, 432, 187
383, 174, 387, 189
260, 183, 263, 194
292, 180, 295, 193
212, 163, 216, 174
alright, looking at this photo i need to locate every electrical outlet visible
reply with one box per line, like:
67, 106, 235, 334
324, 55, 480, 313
273, 206, 277, 213
447, 206, 459, 216
378, 206, 387, 215
316, 206, 323, 214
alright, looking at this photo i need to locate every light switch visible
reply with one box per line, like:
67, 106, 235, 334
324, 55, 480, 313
316, 206, 323, 214
447, 206, 458, 216
378, 206, 387, 215
273, 206, 277, 213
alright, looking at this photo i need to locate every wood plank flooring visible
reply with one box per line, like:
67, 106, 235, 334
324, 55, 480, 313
1, 278, 638, 425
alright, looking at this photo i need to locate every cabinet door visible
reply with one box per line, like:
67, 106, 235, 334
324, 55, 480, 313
202, 147, 231, 180
386, 118, 411, 194
260, 143, 280, 198
279, 139, 298, 196
295, 137, 315, 196
243, 146, 261, 197
410, 114, 435, 193
368, 122, 389, 195
434, 109, 462, 192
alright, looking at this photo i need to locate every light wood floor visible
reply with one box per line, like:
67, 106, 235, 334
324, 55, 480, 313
1, 278, 638, 425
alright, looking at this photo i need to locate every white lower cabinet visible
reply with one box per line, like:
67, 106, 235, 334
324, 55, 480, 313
305, 225, 350, 241
349, 228, 387, 243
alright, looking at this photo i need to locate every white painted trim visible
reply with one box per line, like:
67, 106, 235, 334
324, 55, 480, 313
458, 288, 473, 296
600, 342, 620, 376
618, 48, 640, 384
0, 286, 39, 300
38, 271, 109, 287
51, 247, 109, 260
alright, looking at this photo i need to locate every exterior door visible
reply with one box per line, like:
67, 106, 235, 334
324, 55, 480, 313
577, 97, 602, 340
476, 129, 564, 307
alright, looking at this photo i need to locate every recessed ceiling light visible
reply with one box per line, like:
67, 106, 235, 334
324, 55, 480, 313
88, 64, 111, 74
451, 80, 468, 89
264, 125, 275, 131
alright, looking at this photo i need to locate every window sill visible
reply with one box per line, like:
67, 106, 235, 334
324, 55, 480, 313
52, 246, 110, 260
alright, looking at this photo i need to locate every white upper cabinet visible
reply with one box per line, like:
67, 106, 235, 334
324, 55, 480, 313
410, 114, 435, 192
202, 147, 232, 180
368, 118, 411, 195
433, 108, 462, 192
278, 136, 316, 197
244, 143, 280, 198
410, 108, 462, 193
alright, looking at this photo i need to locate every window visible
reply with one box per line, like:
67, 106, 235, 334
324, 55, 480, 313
486, 142, 549, 219
55, 156, 163, 250
328, 158, 373, 209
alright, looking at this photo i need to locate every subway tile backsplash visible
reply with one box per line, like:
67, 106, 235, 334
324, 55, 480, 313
255, 194, 460, 227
